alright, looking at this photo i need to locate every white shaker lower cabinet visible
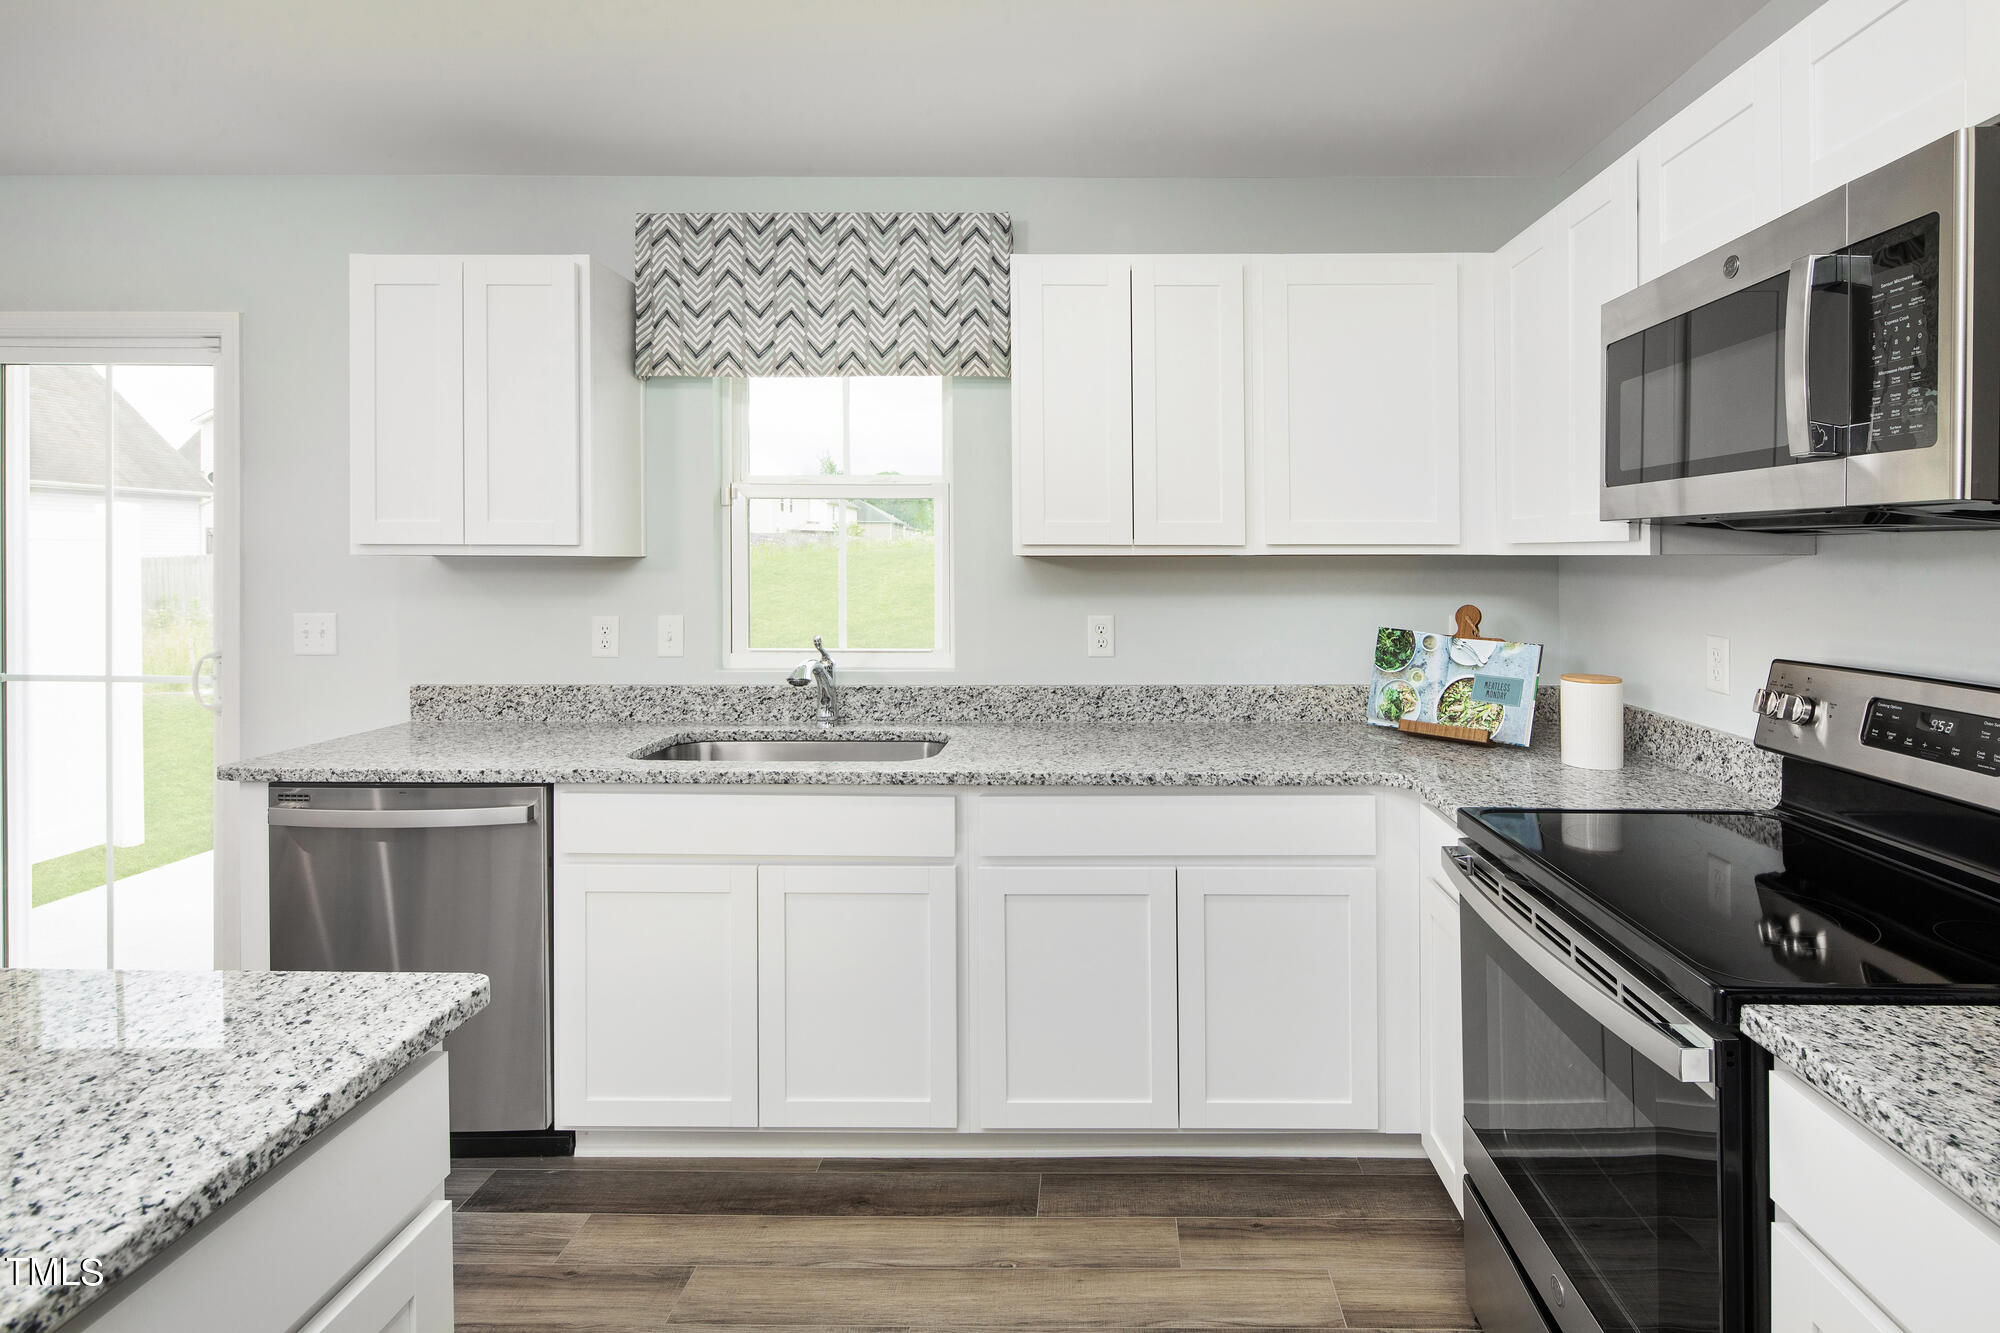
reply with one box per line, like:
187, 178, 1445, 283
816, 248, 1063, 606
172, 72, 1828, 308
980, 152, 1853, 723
1770, 1222, 1903, 1333
1177, 866, 1379, 1130
972, 866, 1180, 1129
1417, 871, 1463, 1204
553, 863, 758, 1128
1256, 257, 1461, 546
758, 865, 959, 1129
296, 1201, 455, 1333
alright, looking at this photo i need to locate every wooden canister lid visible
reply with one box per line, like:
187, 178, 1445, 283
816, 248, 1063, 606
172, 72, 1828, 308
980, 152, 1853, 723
1561, 673, 1623, 684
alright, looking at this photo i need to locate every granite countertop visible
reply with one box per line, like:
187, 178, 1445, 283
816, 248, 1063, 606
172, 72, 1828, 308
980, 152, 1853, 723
219, 714, 1766, 812
0, 969, 488, 1333
1742, 1004, 2000, 1230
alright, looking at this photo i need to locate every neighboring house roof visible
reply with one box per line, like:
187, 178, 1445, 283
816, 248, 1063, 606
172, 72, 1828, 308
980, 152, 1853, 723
25, 364, 212, 495
851, 500, 912, 527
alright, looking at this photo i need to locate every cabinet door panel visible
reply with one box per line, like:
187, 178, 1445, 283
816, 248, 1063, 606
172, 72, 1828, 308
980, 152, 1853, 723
1493, 216, 1570, 545
1419, 876, 1464, 1209
973, 867, 1178, 1129
1770, 1222, 1903, 1333
554, 863, 757, 1128
1639, 44, 1786, 280
296, 1200, 454, 1333
463, 255, 581, 546
759, 865, 957, 1128
350, 255, 464, 545
1178, 866, 1379, 1129
1132, 258, 1246, 546
1013, 256, 1133, 546
1784, 0, 1967, 199
1257, 258, 1460, 545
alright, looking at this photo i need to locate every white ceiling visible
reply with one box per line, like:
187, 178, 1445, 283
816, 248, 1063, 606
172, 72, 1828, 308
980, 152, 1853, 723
2, 0, 1771, 178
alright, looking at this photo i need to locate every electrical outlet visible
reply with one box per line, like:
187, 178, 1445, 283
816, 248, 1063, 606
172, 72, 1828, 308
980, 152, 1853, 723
656, 613, 684, 658
1087, 614, 1115, 658
591, 615, 620, 658
292, 612, 337, 655
1705, 635, 1729, 695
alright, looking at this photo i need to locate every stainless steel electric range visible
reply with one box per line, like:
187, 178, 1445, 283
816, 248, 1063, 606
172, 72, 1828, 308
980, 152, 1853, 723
1445, 660, 2000, 1333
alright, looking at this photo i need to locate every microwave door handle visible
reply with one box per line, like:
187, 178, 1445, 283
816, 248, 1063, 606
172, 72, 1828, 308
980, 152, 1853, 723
1446, 850, 1716, 1086
1786, 254, 1872, 460
1785, 254, 1828, 459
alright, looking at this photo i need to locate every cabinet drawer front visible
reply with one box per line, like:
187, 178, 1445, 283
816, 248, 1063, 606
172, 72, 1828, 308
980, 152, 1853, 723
298, 1199, 454, 1333
557, 791, 956, 859
977, 793, 1374, 859
1770, 1068, 2000, 1333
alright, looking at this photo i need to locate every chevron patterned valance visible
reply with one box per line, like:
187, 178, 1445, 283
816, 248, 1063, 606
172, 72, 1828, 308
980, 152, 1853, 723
633, 211, 1011, 378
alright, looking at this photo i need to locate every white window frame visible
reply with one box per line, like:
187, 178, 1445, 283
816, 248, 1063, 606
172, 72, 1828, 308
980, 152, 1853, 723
722, 377, 954, 671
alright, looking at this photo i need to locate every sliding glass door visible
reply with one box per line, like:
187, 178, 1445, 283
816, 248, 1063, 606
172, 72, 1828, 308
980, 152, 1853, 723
3, 354, 221, 968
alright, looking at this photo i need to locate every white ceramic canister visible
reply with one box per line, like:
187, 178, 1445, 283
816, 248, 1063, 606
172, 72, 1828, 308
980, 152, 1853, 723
1560, 673, 1625, 771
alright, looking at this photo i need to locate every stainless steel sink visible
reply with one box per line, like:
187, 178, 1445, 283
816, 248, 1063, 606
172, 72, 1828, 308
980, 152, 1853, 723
640, 738, 948, 762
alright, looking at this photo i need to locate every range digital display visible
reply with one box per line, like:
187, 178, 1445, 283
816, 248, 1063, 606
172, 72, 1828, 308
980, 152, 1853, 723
1863, 698, 2000, 776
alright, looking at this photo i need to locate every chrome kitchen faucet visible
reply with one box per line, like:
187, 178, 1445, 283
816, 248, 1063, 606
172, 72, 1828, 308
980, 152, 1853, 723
787, 636, 842, 729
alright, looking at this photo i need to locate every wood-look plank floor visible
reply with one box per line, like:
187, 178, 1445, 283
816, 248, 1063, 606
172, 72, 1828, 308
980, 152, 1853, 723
453, 1156, 1475, 1332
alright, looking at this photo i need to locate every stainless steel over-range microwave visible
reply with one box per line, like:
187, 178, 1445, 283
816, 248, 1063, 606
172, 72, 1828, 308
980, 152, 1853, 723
1601, 126, 2000, 531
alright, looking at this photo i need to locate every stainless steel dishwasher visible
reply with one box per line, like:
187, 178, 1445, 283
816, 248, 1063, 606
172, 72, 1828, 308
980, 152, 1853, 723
268, 784, 554, 1141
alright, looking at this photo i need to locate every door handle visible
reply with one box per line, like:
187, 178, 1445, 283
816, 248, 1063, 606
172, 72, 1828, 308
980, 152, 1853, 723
1785, 253, 1872, 460
1446, 848, 1715, 1086
191, 650, 221, 715
268, 805, 535, 829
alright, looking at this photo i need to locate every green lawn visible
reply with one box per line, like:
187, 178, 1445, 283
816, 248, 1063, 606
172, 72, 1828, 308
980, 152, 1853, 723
749, 537, 935, 651
30, 690, 214, 907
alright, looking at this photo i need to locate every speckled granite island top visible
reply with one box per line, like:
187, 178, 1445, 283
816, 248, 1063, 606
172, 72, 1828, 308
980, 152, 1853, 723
218, 682, 1779, 810
1743, 1004, 2000, 1230
0, 969, 488, 1333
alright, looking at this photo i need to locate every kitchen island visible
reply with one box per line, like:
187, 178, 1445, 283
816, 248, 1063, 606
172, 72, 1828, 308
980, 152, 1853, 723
0, 968, 486, 1333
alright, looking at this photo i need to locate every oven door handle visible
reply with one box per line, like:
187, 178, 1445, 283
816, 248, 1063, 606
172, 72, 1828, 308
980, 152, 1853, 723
1446, 849, 1716, 1086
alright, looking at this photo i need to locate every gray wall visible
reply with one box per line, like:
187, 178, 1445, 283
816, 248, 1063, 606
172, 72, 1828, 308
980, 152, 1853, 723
0, 173, 1564, 755
1559, 537, 2000, 738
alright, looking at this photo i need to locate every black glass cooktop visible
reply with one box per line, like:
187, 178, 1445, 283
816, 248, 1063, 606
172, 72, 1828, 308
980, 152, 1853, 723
1459, 806, 2000, 1020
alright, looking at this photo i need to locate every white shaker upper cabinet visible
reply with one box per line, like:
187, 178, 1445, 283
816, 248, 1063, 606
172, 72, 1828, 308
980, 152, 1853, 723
1131, 257, 1247, 546
1177, 865, 1380, 1130
349, 255, 465, 546
1256, 257, 1461, 546
350, 254, 641, 556
1780, 0, 1968, 200
1639, 43, 1786, 280
1497, 156, 1644, 546
1012, 256, 1134, 547
463, 255, 581, 546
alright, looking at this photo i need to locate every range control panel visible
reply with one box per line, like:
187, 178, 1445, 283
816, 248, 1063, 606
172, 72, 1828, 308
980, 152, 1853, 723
1862, 699, 2000, 776
1756, 661, 2000, 813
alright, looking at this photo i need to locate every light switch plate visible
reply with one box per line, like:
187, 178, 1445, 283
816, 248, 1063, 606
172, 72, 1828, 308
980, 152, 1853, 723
591, 615, 620, 658
657, 614, 684, 658
1705, 635, 1729, 695
1087, 614, 1114, 658
292, 612, 336, 655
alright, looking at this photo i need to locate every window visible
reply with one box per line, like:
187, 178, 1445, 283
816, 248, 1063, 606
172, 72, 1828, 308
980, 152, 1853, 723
725, 376, 951, 669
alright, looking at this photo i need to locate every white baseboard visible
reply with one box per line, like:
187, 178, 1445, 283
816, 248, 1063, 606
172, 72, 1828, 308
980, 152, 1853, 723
569, 1129, 1427, 1158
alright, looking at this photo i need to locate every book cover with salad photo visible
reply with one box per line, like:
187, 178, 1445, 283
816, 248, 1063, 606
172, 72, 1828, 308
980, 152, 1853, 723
1368, 626, 1543, 747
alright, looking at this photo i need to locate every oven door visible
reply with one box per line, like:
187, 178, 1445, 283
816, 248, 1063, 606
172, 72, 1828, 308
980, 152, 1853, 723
1448, 847, 1746, 1333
